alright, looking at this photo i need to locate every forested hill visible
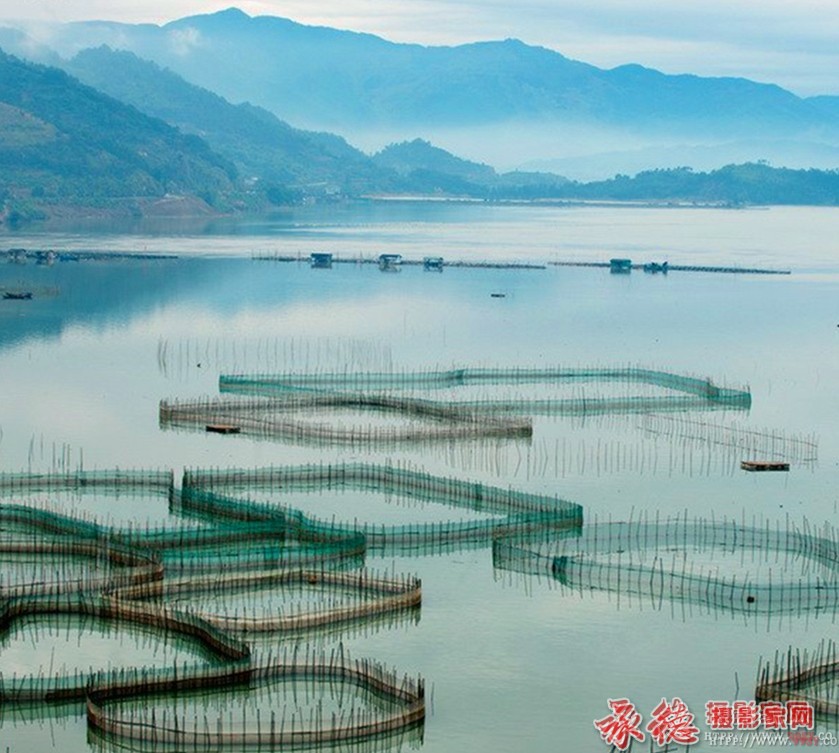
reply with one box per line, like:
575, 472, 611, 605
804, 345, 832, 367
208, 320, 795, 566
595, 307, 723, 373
0, 49, 238, 223
536, 164, 839, 206
63, 46, 401, 197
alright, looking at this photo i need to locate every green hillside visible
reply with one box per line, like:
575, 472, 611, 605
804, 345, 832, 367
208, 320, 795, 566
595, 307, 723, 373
514, 163, 839, 205
372, 138, 569, 195
0, 49, 239, 223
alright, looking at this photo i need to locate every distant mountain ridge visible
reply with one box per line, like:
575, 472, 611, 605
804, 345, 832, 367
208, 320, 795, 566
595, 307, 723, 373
2, 7, 834, 141
60, 47, 570, 199
0, 30, 837, 220
0, 47, 574, 220
2, 7, 837, 173
808, 96, 839, 120
63, 46, 401, 196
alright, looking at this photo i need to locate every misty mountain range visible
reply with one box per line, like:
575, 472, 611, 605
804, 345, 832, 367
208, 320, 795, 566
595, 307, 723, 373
1, 6, 837, 175
0, 7, 837, 220
0, 44, 570, 221
63, 46, 401, 196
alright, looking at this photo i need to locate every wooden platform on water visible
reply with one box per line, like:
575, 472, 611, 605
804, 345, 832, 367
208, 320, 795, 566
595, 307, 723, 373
552, 261, 791, 275
741, 460, 790, 472
205, 424, 241, 435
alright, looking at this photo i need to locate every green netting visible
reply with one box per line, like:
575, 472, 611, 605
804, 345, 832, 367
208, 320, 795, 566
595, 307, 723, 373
184, 463, 578, 517
219, 366, 752, 414
0, 464, 616, 744
13, 506, 365, 580
0, 468, 426, 747
173, 486, 367, 566
0, 472, 359, 574
0, 502, 291, 563
494, 516, 839, 615
0, 535, 161, 596
0, 592, 250, 703
157, 366, 751, 454
0, 590, 426, 741
0, 470, 174, 495
183, 463, 583, 553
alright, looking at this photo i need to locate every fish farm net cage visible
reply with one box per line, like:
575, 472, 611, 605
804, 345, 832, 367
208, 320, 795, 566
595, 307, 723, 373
0, 469, 175, 495
0, 468, 372, 575
181, 462, 583, 554
0, 468, 428, 747
161, 366, 752, 457
756, 640, 839, 721
85, 648, 425, 749
218, 366, 752, 416
108, 567, 422, 634
159, 393, 533, 445
493, 513, 839, 616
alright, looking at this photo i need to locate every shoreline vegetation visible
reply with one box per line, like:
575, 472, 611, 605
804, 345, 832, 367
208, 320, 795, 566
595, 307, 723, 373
2, 169, 838, 228
3, 154, 838, 227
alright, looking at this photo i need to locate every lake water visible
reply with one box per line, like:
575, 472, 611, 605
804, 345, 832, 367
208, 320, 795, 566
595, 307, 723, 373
1, 202, 838, 752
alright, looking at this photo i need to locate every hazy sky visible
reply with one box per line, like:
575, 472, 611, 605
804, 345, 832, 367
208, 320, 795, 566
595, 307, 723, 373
1, 1, 836, 94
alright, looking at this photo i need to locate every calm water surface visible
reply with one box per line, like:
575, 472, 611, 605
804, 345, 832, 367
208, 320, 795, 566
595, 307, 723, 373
1, 203, 838, 752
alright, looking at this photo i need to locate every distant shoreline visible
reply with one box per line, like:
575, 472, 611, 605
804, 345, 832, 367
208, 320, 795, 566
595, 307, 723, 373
363, 195, 769, 209
4, 193, 832, 232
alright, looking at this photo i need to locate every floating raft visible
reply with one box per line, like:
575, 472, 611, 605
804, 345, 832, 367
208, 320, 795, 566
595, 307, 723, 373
741, 460, 790, 472
553, 261, 791, 275
254, 254, 545, 269
205, 424, 241, 435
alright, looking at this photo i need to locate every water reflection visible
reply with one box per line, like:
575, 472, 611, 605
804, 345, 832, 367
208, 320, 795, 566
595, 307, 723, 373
1, 206, 839, 753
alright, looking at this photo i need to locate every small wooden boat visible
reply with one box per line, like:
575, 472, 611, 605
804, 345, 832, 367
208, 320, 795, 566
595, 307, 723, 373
3, 291, 33, 300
